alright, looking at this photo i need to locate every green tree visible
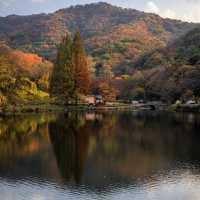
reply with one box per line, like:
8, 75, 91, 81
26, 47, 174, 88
50, 33, 75, 103
0, 55, 16, 94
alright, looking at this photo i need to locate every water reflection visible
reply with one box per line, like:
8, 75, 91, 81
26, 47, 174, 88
49, 112, 90, 185
0, 111, 200, 199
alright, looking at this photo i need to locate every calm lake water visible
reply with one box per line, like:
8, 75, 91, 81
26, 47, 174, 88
0, 111, 200, 200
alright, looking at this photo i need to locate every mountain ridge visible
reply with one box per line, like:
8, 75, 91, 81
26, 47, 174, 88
0, 2, 198, 75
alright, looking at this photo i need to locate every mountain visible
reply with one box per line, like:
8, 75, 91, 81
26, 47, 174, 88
128, 27, 200, 102
0, 2, 198, 74
137, 27, 200, 69
169, 27, 200, 65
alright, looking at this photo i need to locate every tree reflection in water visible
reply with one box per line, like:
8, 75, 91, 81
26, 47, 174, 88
0, 111, 200, 191
49, 112, 90, 184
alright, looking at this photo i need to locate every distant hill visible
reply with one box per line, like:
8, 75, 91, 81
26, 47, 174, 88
170, 27, 200, 65
130, 27, 200, 102
137, 27, 200, 69
0, 2, 198, 74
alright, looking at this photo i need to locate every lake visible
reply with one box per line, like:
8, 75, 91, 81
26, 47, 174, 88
0, 111, 200, 200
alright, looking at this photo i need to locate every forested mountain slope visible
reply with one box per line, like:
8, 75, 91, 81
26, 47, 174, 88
0, 2, 197, 74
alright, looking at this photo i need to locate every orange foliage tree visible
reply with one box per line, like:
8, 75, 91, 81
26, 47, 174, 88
73, 31, 91, 96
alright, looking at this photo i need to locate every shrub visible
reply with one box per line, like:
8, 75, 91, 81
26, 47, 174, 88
0, 93, 7, 106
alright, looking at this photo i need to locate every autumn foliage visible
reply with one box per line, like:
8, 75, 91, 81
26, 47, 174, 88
50, 31, 91, 103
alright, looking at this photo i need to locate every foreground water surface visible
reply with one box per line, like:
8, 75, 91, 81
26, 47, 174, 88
0, 111, 200, 200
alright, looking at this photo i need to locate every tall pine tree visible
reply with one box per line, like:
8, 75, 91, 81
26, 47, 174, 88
50, 33, 75, 103
73, 31, 91, 96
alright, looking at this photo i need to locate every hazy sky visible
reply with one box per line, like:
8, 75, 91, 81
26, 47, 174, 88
0, 0, 200, 22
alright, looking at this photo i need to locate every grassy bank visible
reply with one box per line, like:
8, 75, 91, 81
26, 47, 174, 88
1, 102, 139, 115
2, 101, 200, 115
169, 103, 200, 113
1, 103, 64, 115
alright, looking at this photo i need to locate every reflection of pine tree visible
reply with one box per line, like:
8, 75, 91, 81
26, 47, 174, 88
49, 113, 90, 184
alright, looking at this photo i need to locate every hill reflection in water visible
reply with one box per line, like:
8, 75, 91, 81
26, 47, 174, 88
0, 111, 200, 199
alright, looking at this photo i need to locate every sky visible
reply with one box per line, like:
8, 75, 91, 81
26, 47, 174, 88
0, 0, 200, 22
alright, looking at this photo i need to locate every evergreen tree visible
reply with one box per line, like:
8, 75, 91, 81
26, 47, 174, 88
50, 33, 75, 103
73, 31, 91, 96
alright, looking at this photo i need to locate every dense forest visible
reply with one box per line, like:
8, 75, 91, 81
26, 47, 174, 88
0, 43, 52, 107
1, 2, 200, 109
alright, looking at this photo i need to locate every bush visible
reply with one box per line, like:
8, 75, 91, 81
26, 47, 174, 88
0, 93, 7, 106
16, 77, 37, 92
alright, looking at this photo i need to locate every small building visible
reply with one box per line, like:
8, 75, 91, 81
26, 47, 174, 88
84, 95, 104, 106
95, 95, 104, 105
186, 100, 196, 105
84, 96, 96, 106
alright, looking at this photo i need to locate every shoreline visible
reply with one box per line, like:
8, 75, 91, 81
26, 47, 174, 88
0, 104, 139, 115
1, 103, 200, 115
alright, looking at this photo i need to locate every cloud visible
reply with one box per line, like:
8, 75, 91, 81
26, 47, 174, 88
145, 1, 176, 20
182, 10, 200, 22
145, 1, 159, 14
0, 0, 16, 15
185, 0, 199, 3
162, 9, 176, 19
31, 0, 48, 3
0, 0, 15, 7
0, 0, 200, 22
144, 1, 199, 22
